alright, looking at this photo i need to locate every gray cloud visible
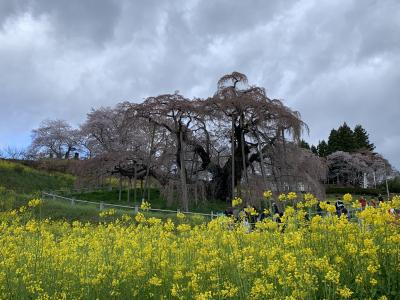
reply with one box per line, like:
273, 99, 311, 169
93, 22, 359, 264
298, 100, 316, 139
0, 0, 399, 169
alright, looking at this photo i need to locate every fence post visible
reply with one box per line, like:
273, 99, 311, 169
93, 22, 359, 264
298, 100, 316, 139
211, 211, 214, 220
52, 194, 56, 201
134, 205, 139, 214
71, 198, 75, 206
100, 202, 104, 211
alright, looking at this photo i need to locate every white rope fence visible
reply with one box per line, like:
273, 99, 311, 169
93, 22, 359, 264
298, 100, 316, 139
41, 191, 218, 219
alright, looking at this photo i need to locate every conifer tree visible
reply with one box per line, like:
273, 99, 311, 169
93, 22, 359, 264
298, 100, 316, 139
336, 122, 356, 152
299, 139, 310, 150
317, 140, 329, 157
353, 124, 375, 151
310, 145, 318, 155
327, 129, 340, 154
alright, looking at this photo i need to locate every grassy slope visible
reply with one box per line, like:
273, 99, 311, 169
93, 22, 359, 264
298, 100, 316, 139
0, 159, 74, 194
0, 160, 214, 222
68, 188, 227, 214
0, 160, 98, 221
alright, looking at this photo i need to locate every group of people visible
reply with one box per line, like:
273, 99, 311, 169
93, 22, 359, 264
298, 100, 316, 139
223, 202, 288, 227
358, 194, 385, 210
223, 193, 397, 227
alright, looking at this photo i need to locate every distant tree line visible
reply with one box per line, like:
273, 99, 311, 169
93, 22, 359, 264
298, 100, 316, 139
299, 123, 397, 188
299, 123, 375, 157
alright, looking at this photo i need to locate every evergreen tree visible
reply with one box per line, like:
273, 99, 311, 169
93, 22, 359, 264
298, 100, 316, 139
299, 139, 310, 150
327, 122, 356, 153
353, 124, 375, 151
310, 145, 318, 155
327, 129, 340, 154
317, 140, 329, 157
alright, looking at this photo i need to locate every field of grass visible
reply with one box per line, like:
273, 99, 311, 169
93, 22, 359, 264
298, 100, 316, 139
0, 159, 219, 222
0, 159, 78, 219
67, 187, 228, 214
0, 159, 74, 194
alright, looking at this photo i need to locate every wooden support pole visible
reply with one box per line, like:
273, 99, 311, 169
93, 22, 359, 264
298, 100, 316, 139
231, 116, 236, 200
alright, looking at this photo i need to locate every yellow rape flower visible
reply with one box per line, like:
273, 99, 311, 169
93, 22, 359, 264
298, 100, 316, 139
337, 286, 353, 298
135, 212, 146, 223
28, 199, 42, 207
244, 206, 258, 216
287, 192, 297, 201
232, 197, 243, 207
148, 276, 162, 286
263, 190, 272, 199
176, 212, 186, 220
140, 200, 151, 211
278, 193, 286, 201
343, 193, 353, 203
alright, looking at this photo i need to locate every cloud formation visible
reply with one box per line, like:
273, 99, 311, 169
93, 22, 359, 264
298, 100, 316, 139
0, 0, 399, 169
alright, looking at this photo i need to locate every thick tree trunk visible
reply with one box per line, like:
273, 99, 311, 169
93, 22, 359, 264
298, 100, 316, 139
133, 164, 137, 203
231, 116, 236, 201
179, 130, 189, 211
143, 125, 156, 201
118, 176, 122, 202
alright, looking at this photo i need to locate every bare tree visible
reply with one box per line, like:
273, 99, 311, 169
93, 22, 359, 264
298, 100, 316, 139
30, 119, 79, 159
1, 146, 27, 160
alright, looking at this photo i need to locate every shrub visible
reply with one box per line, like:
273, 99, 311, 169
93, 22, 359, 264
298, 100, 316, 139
325, 186, 383, 196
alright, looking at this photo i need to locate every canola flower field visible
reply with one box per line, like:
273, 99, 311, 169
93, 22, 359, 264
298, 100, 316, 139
0, 195, 399, 299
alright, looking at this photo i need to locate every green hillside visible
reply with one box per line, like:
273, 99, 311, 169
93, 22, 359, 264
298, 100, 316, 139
0, 159, 74, 194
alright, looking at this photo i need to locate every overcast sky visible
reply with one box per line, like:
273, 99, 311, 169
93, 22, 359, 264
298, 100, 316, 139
0, 0, 399, 169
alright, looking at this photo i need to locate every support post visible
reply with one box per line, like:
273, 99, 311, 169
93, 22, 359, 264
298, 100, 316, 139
231, 116, 236, 200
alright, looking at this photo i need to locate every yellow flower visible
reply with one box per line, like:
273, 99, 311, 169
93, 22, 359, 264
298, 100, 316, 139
367, 264, 378, 274
327, 204, 336, 214
325, 269, 340, 284
121, 214, 131, 222
343, 193, 353, 203
278, 193, 287, 201
220, 282, 239, 298
135, 212, 146, 223
337, 286, 353, 298
148, 276, 162, 286
99, 208, 116, 218
28, 199, 42, 207
244, 206, 258, 216
263, 190, 272, 199
140, 200, 151, 211
287, 192, 297, 201
232, 197, 243, 207
164, 218, 175, 231
195, 291, 213, 300
304, 193, 314, 201
177, 224, 191, 232
176, 212, 186, 220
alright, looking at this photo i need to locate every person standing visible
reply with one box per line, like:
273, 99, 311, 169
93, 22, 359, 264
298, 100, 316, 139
335, 197, 345, 217
358, 196, 367, 210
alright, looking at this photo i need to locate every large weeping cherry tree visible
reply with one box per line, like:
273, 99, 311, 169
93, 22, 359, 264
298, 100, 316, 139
79, 72, 326, 209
